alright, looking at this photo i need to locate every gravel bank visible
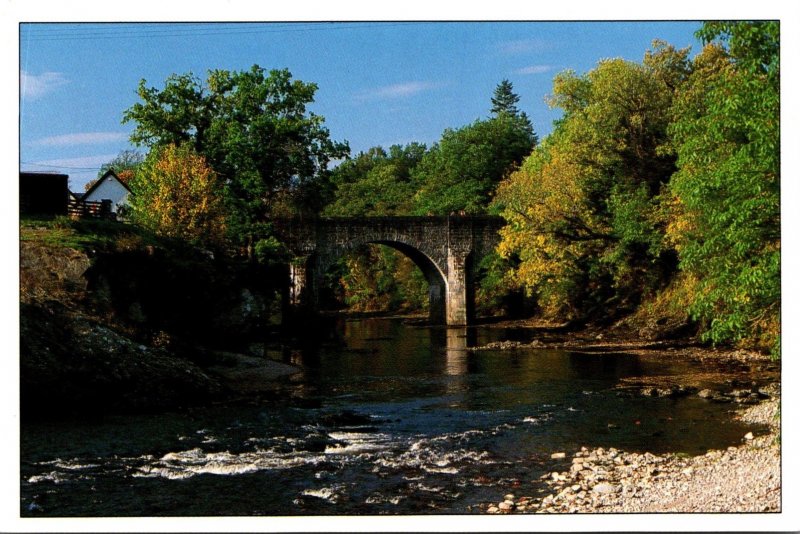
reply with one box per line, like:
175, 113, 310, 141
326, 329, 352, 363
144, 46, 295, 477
484, 384, 780, 514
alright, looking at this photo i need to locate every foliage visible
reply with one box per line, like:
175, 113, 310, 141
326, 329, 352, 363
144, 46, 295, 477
493, 25, 779, 353
323, 144, 425, 216
331, 246, 428, 313
667, 22, 780, 353
123, 65, 349, 244
410, 81, 537, 216
411, 113, 537, 215
695, 21, 779, 79
494, 43, 689, 320
128, 144, 228, 248
491, 79, 522, 116
474, 251, 523, 315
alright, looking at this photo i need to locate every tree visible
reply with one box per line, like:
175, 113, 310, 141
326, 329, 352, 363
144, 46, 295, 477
667, 22, 780, 353
494, 43, 689, 320
411, 114, 537, 215
128, 143, 228, 247
491, 79, 521, 116
323, 144, 425, 217
122, 65, 349, 244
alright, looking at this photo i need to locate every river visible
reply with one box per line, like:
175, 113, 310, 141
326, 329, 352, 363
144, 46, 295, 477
21, 317, 763, 516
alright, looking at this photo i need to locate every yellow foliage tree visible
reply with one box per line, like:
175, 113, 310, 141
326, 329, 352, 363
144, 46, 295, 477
495, 131, 607, 318
494, 44, 687, 320
129, 143, 227, 247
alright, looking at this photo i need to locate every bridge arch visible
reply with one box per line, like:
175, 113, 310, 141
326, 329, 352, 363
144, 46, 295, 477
275, 216, 503, 325
314, 238, 449, 324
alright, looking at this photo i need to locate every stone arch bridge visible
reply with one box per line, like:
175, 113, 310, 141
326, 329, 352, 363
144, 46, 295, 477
272, 216, 505, 326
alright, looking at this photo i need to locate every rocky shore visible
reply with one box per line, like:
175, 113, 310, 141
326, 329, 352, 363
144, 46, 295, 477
482, 384, 780, 513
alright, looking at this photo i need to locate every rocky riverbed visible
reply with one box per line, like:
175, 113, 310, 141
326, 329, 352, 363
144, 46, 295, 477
482, 383, 780, 513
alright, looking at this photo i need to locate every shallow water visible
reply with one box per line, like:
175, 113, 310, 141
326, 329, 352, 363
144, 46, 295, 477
21, 318, 761, 516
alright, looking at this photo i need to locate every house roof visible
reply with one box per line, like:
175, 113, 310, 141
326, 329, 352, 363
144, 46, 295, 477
83, 169, 133, 199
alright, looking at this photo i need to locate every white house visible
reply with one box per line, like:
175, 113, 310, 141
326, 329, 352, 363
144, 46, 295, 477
83, 170, 132, 214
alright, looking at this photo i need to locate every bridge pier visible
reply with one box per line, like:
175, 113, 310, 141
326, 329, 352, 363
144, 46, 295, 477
445, 249, 472, 326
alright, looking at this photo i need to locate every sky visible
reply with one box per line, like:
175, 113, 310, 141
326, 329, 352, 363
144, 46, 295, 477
19, 21, 706, 191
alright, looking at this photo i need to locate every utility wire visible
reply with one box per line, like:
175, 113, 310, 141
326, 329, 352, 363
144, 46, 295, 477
20, 161, 105, 171
21, 22, 421, 42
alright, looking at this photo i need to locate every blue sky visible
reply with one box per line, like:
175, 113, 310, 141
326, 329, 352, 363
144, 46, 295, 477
19, 21, 705, 190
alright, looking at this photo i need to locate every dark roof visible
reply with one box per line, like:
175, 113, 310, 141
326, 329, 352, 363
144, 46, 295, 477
69, 191, 84, 200
82, 169, 133, 199
20, 171, 69, 179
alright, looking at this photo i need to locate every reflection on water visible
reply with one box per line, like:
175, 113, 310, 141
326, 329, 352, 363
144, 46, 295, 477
21, 318, 765, 517
445, 328, 469, 376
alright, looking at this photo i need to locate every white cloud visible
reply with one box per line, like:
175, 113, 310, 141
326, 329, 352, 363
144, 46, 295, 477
32, 132, 128, 147
358, 81, 441, 100
515, 65, 554, 75
497, 38, 551, 55
20, 71, 68, 100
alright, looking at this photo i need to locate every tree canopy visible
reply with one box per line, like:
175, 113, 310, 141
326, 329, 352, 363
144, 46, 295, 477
411, 113, 537, 215
128, 143, 228, 248
323, 144, 425, 217
123, 65, 349, 244
667, 22, 780, 351
494, 43, 688, 319
493, 24, 779, 354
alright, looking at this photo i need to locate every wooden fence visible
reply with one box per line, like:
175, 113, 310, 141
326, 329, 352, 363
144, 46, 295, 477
67, 198, 116, 220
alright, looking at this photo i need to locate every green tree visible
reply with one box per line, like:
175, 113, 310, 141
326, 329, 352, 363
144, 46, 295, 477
490, 79, 538, 145
667, 22, 780, 353
323, 144, 425, 217
122, 65, 349, 245
491, 79, 521, 116
411, 114, 537, 215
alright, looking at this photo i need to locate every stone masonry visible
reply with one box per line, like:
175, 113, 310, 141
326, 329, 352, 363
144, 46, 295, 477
273, 216, 504, 325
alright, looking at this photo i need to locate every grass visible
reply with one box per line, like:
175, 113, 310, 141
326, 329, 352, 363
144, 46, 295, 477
20, 215, 162, 253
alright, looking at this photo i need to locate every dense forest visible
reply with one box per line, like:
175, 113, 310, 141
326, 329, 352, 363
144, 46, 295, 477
113, 21, 779, 355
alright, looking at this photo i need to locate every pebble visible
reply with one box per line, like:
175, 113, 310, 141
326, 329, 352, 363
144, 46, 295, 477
551, 452, 566, 459
484, 391, 780, 514
592, 483, 617, 494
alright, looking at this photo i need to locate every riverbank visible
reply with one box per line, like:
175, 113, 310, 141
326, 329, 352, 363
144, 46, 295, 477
482, 383, 780, 513
473, 318, 782, 513
19, 217, 295, 419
